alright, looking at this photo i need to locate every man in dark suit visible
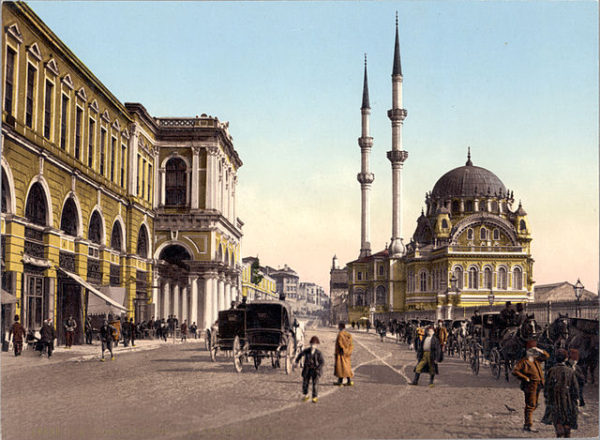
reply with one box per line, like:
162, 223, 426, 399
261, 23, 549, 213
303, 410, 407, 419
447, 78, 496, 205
295, 335, 324, 403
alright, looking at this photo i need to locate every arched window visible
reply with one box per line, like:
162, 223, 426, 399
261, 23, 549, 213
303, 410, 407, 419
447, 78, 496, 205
420, 271, 427, 292
468, 267, 478, 289
158, 244, 191, 269
60, 198, 79, 236
484, 267, 492, 289
498, 267, 507, 290
467, 228, 474, 240
88, 211, 103, 244
514, 267, 523, 290
25, 182, 48, 226
493, 229, 500, 240
137, 225, 149, 258
451, 200, 459, 213
491, 201, 498, 212
355, 291, 364, 306
465, 200, 473, 212
441, 219, 448, 229
519, 220, 526, 231
111, 221, 123, 252
480, 227, 487, 240
453, 267, 463, 290
1, 169, 9, 214
376, 285, 386, 305
165, 158, 187, 206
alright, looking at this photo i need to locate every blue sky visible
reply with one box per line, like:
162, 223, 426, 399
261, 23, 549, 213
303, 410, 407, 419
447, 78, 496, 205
29, 1, 599, 293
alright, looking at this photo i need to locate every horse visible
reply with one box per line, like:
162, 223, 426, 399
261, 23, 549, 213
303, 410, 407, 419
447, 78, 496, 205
497, 313, 542, 381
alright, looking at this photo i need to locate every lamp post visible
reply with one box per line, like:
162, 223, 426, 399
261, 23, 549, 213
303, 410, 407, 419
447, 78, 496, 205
488, 291, 495, 313
574, 278, 584, 318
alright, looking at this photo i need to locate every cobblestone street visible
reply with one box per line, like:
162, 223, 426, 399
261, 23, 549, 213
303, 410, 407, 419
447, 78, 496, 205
1, 327, 598, 440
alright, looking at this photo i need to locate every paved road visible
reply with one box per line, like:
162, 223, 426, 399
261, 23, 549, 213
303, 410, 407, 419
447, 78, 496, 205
1, 327, 598, 440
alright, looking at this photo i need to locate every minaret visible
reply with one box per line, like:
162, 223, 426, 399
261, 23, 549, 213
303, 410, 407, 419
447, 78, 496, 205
357, 54, 374, 258
387, 13, 408, 257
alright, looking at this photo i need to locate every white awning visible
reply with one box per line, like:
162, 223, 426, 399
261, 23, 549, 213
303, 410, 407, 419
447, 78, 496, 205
57, 267, 128, 312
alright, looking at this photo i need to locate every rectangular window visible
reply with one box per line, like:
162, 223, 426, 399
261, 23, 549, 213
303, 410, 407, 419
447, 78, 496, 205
43, 80, 53, 139
136, 154, 141, 195
60, 94, 69, 149
25, 64, 36, 127
99, 128, 107, 175
4, 47, 16, 115
141, 159, 146, 199
25, 275, 45, 330
120, 144, 126, 188
147, 164, 152, 202
88, 118, 95, 168
74, 107, 82, 159
110, 137, 116, 181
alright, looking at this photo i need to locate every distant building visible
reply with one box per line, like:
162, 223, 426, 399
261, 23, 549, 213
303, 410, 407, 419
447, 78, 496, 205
241, 257, 277, 301
269, 265, 299, 300
533, 282, 597, 303
329, 255, 348, 323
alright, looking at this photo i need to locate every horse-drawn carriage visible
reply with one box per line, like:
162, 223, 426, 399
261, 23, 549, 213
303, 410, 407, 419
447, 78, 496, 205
446, 319, 468, 358
208, 301, 303, 374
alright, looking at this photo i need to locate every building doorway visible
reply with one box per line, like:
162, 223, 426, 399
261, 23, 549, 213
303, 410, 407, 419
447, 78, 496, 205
57, 277, 83, 345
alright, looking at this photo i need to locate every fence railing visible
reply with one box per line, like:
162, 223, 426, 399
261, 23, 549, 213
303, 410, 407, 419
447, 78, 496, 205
375, 299, 599, 325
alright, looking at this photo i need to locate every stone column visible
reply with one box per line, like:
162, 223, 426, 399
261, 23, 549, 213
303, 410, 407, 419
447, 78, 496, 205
181, 286, 188, 324
191, 146, 200, 209
162, 281, 170, 320
225, 280, 232, 309
190, 276, 199, 328
152, 271, 160, 319
206, 147, 218, 210
211, 277, 218, 324
202, 276, 213, 329
217, 277, 225, 311
159, 168, 166, 206
173, 284, 180, 321
231, 175, 237, 224
186, 170, 192, 207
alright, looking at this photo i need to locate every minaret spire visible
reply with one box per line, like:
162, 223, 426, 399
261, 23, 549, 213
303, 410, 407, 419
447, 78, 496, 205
466, 147, 473, 166
357, 55, 374, 258
387, 13, 408, 257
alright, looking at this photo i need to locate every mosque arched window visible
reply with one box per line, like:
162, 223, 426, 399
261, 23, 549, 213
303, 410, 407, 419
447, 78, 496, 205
60, 198, 79, 236
419, 271, 427, 292
441, 219, 448, 229
519, 220, 526, 232
355, 291, 364, 306
453, 267, 463, 290
491, 201, 498, 212
480, 227, 487, 240
465, 200, 473, 212
88, 211, 103, 245
137, 224, 149, 258
467, 228, 474, 241
513, 267, 523, 290
468, 267, 478, 289
484, 267, 492, 289
25, 182, 48, 226
375, 285, 386, 305
165, 158, 187, 207
498, 267, 507, 290
451, 200, 459, 213
493, 229, 500, 240
111, 221, 123, 252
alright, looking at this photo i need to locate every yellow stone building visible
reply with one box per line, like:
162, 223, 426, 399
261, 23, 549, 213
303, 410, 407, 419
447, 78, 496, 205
1, 2, 243, 343
241, 257, 277, 301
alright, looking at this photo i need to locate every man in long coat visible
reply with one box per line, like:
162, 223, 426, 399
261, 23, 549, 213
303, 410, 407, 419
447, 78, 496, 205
334, 322, 354, 386
544, 348, 579, 438
40, 318, 55, 358
9, 315, 25, 356
410, 326, 441, 387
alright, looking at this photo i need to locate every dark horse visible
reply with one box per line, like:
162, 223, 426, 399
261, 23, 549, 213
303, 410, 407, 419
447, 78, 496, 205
497, 314, 542, 381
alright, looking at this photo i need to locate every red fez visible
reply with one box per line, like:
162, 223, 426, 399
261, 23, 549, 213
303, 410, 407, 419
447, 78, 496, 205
525, 340, 537, 349
568, 348, 579, 361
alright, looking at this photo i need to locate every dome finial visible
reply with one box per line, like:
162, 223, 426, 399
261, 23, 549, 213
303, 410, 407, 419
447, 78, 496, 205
466, 146, 473, 166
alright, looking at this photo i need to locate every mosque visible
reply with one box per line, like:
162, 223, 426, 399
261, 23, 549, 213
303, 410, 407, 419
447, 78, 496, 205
343, 16, 534, 323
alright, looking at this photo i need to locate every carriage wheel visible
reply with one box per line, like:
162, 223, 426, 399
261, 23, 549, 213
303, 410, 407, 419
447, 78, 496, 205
470, 345, 480, 375
284, 336, 293, 375
233, 336, 243, 373
490, 348, 501, 380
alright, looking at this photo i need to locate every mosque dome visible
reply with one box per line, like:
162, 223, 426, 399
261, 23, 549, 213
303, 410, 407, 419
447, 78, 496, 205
431, 152, 506, 198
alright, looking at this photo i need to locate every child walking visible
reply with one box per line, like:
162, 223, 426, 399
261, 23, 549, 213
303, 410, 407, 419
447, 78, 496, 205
295, 336, 324, 403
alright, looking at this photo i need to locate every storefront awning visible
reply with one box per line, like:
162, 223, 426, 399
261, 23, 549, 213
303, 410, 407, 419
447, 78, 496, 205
1, 289, 17, 304
56, 267, 128, 312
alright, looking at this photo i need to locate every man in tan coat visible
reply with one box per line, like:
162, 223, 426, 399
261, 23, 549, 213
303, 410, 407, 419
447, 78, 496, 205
334, 322, 354, 386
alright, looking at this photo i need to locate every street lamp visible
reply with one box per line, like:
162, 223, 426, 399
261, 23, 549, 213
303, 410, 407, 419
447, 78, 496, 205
574, 278, 584, 317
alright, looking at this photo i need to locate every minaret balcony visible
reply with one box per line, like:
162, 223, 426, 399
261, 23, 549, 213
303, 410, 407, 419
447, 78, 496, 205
357, 172, 375, 184
387, 150, 409, 164
387, 108, 407, 121
358, 137, 373, 148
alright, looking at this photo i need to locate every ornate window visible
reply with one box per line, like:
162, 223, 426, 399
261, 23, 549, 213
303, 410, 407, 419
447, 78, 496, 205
25, 183, 48, 226
493, 229, 500, 240
441, 219, 448, 229
467, 228, 474, 240
4, 47, 15, 115
466, 200, 473, 212
43, 79, 53, 139
88, 211, 103, 245
357, 271, 362, 281
480, 227, 487, 240
111, 221, 123, 252
74, 107, 82, 159
468, 267, 478, 289
136, 225, 149, 258
491, 201, 498, 212
453, 267, 463, 290
165, 158, 187, 206
451, 200, 459, 213
519, 220, 526, 231
498, 267, 507, 290
60, 94, 69, 149
88, 118, 95, 168
484, 267, 492, 289
99, 128, 106, 176
1, 169, 9, 214
513, 267, 523, 290
379, 265, 384, 276
355, 291, 364, 306
25, 64, 36, 128
420, 271, 427, 292
60, 198, 78, 236
376, 285, 386, 305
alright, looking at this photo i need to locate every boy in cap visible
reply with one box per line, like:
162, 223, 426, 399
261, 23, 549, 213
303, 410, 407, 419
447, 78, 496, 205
512, 340, 549, 432
295, 335, 324, 403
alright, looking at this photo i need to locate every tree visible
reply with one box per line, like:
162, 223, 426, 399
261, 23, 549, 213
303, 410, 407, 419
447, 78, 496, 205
251, 259, 263, 285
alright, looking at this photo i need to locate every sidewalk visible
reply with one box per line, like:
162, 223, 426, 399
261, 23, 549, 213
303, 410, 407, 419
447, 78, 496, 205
1, 336, 205, 369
